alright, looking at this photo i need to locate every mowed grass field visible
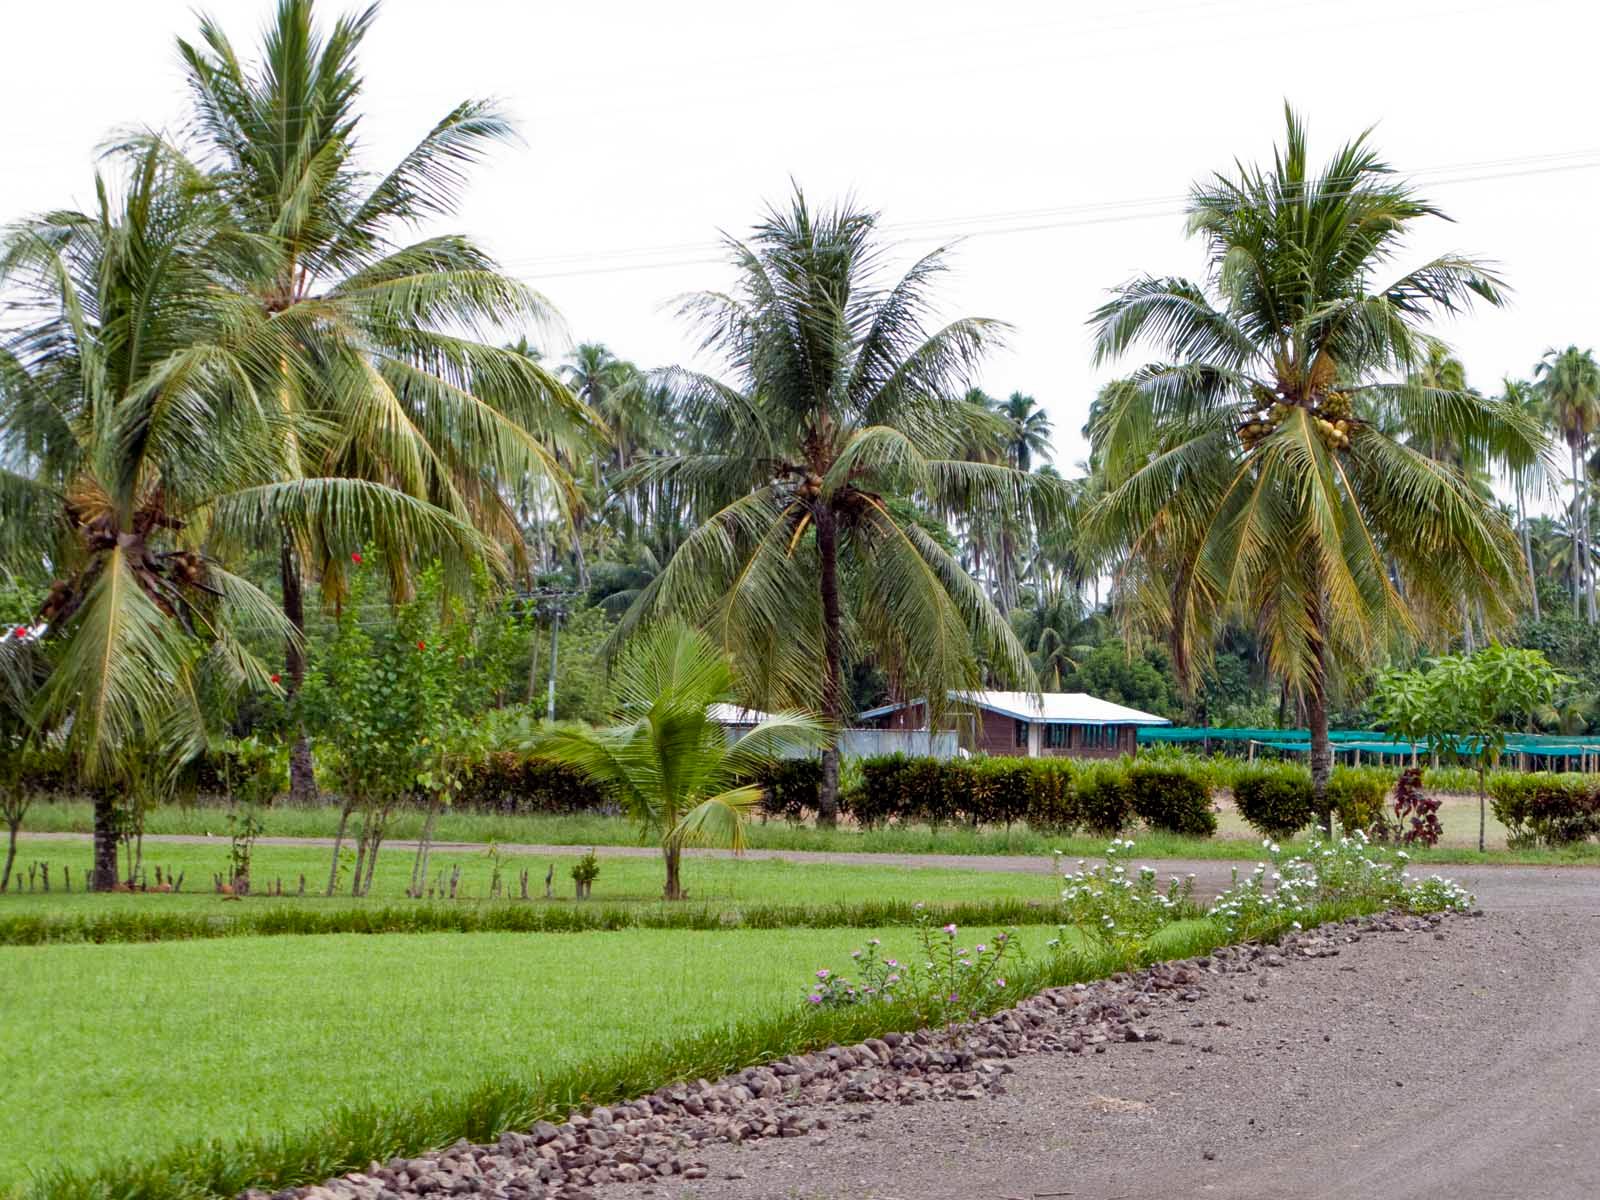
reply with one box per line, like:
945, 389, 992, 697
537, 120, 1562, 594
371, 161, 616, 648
0, 836, 1059, 917
0, 919, 1215, 1188
17, 789, 1577, 864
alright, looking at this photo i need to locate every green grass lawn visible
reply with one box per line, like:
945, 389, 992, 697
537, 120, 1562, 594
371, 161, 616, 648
0, 835, 1059, 918
18, 794, 1600, 867
1, 920, 1194, 1188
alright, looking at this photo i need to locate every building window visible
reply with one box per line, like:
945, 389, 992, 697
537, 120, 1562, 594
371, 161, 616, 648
1046, 724, 1068, 749
1015, 719, 1029, 749
1079, 724, 1112, 750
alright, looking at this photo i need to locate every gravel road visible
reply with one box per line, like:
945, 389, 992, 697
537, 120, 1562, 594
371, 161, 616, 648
604, 901, 1600, 1200
48, 828, 1586, 1200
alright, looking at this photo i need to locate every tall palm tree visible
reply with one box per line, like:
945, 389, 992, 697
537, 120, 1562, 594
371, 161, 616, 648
532, 624, 827, 899
1085, 107, 1537, 809
999, 391, 1053, 471
614, 191, 1047, 821
1010, 593, 1103, 689
1500, 377, 1545, 620
1535, 345, 1600, 622
169, 0, 599, 797
0, 146, 484, 887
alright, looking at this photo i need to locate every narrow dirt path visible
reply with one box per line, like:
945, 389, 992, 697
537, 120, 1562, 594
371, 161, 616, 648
20, 831, 1600, 908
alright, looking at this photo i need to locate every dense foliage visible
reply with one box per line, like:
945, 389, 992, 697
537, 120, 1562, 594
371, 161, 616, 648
1488, 773, 1600, 846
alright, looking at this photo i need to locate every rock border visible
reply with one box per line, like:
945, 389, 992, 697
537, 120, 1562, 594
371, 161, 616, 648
254, 910, 1462, 1200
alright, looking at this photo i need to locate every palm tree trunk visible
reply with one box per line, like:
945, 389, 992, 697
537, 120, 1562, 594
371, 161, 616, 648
815, 505, 845, 826
663, 842, 683, 900
280, 540, 317, 804
1587, 456, 1597, 624
91, 789, 119, 891
1307, 599, 1332, 827
1518, 482, 1540, 620
1572, 441, 1584, 618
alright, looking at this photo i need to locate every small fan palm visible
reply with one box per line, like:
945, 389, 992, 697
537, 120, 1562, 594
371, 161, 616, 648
614, 190, 1053, 820
1085, 106, 1543, 806
531, 624, 828, 899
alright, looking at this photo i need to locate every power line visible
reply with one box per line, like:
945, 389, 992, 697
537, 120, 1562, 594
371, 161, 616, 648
501, 151, 1600, 282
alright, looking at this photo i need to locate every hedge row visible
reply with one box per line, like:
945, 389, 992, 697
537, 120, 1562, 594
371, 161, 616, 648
1488, 773, 1600, 846
1230, 764, 1389, 840
845, 755, 1217, 837
450, 753, 609, 815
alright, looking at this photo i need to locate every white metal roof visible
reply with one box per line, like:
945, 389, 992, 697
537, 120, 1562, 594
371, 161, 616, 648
858, 690, 1170, 727
706, 702, 776, 725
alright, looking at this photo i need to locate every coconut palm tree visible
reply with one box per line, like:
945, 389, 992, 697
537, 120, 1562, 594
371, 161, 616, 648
1500, 377, 1546, 620
613, 191, 1048, 821
999, 391, 1053, 471
0, 145, 491, 887
1010, 593, 1104, 689
532, 624, 827, 899
1535, 346, 1600, 621
1085, 107, 1538, 809
167, 0, 600, 798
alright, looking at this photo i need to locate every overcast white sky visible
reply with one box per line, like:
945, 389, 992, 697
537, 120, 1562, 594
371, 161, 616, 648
5, 0, 1598, 492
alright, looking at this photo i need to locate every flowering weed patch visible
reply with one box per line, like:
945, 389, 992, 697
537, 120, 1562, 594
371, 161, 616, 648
1207, 831, 1474, 936
1056, 838, 1198, 956
803, 909, 1023, 1027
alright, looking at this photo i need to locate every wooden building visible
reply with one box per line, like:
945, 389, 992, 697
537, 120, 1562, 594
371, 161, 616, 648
855, 690, 1169, 759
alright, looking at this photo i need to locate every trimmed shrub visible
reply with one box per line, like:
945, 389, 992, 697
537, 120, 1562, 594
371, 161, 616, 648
1128, 764, 1216, 836
1023, 761, 1078, 835
1232, 765, 1316, 839
754, 760, 823, 822
452, 753, 609, 815
845, 754, 1215, 838
1325, 766, 1389, 834
1488, 773, 1600, 846
1076, 765, 1134, 836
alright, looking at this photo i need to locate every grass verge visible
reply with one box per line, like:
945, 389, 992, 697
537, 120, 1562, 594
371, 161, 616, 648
21, 796, 1597, 862
0, 837, 1058, 923
18, 902, 1381, 1200
0, 895, 1076, 945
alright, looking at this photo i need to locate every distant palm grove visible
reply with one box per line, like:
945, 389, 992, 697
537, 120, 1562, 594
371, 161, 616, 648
4, 0, 1599, 876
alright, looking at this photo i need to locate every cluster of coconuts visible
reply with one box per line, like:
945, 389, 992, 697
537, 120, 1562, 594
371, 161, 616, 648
1237, 391, 1355, 452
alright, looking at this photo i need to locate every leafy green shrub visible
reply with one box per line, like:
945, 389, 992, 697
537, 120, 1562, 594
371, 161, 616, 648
965, 758, 1058, 829
1128, 764, 1216, 836
452, 753, 608, 815
1023, 763, 1078, 834
1325, 766, 1390, 834
851, 754, 1216, 837
1232, 765, 1316, 839
1488, 773, 1600, 846
754, 759, 823, 822
1075, 765, 1133, 835
847, 756, 909, 828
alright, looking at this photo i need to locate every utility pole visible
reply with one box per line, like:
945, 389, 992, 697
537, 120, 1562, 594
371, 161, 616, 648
545, 604, 562, 723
